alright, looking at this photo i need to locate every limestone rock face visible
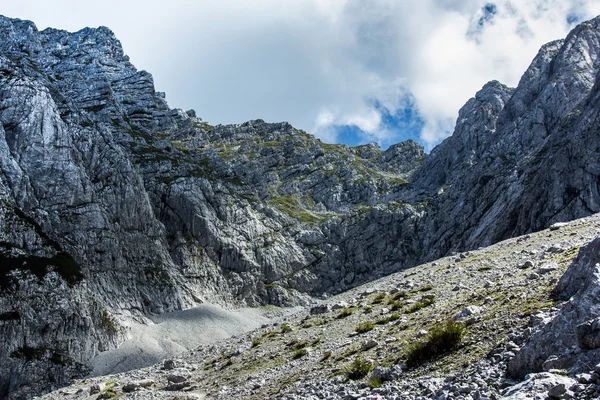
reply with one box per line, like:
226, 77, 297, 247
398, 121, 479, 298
417, 17, 600, 260
508, 235, 600, 377
1, 13, 600, 398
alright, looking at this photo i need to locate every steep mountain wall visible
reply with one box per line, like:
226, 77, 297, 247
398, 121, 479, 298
1, 14, 600, 398
417, 18, 600, 259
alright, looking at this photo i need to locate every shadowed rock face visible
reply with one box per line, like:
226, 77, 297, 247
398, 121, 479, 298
1, 13, 600, 398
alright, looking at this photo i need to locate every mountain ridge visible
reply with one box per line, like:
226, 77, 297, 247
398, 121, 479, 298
1, 14, 600, 399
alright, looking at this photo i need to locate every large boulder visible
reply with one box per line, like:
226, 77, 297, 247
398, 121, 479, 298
508, 236, 600, 377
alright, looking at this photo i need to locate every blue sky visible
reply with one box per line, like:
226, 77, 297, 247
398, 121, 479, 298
2, 1, 600, 151
334, 100, 424, 147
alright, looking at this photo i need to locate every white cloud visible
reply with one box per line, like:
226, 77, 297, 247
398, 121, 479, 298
2, 1, 600, 150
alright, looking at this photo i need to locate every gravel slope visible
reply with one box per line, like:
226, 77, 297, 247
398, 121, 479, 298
90, 304, 298, 376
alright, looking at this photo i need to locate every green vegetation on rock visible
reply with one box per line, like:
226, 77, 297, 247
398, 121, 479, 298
269, 196, 327, 225
405, 320, 466, 367
344, 357, 372, 380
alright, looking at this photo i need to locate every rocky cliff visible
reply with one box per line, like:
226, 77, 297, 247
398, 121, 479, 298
508, 235, 600, 378
1, 14, 600, 399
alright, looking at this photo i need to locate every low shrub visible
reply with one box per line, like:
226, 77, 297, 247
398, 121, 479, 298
367, 376, 383, 388
345, 357, 372, 380
371, 293, 386, 304
388, 313, 401, 321
337, 308, 353, 319
405, 320, 466, 367
389, 291, 408, 303
262, 330, 277, 338
292, 348, 308, 359
287, 339, 309, 350
355, 321, 375, 334
405, 297, 435, 314
100, 310, 118, 334
390, 300, 405, 311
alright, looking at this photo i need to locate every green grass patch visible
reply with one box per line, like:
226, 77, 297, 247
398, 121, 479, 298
337, 308, 353, 319
262, 330, 277, 338
321, 351, 332, 362
287, 339, 309, 350
388, 313, 401, 321
269, 196, 326, 225
371, 293, 386, 304
261, 140, 282, 147
389, 291, 408, 302
375, 312, 402, 325
405, 320, 466, 367
292, 348, 308, 359
170, 140, 189, 152
405, 297, 435, 314
344, 357, 372, 380
367, 376, 383, 388
355, 321, 375, 334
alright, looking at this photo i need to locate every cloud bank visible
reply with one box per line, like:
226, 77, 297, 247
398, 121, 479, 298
3, 1, 600, 149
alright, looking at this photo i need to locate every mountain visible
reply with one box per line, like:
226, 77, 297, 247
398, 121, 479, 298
0, 14, 599, 399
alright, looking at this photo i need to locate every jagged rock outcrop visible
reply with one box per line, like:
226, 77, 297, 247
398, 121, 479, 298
417, 17, 600, 259
1, 13, 600, 399
0, 18, 191, 399
508, 234, 600, 377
